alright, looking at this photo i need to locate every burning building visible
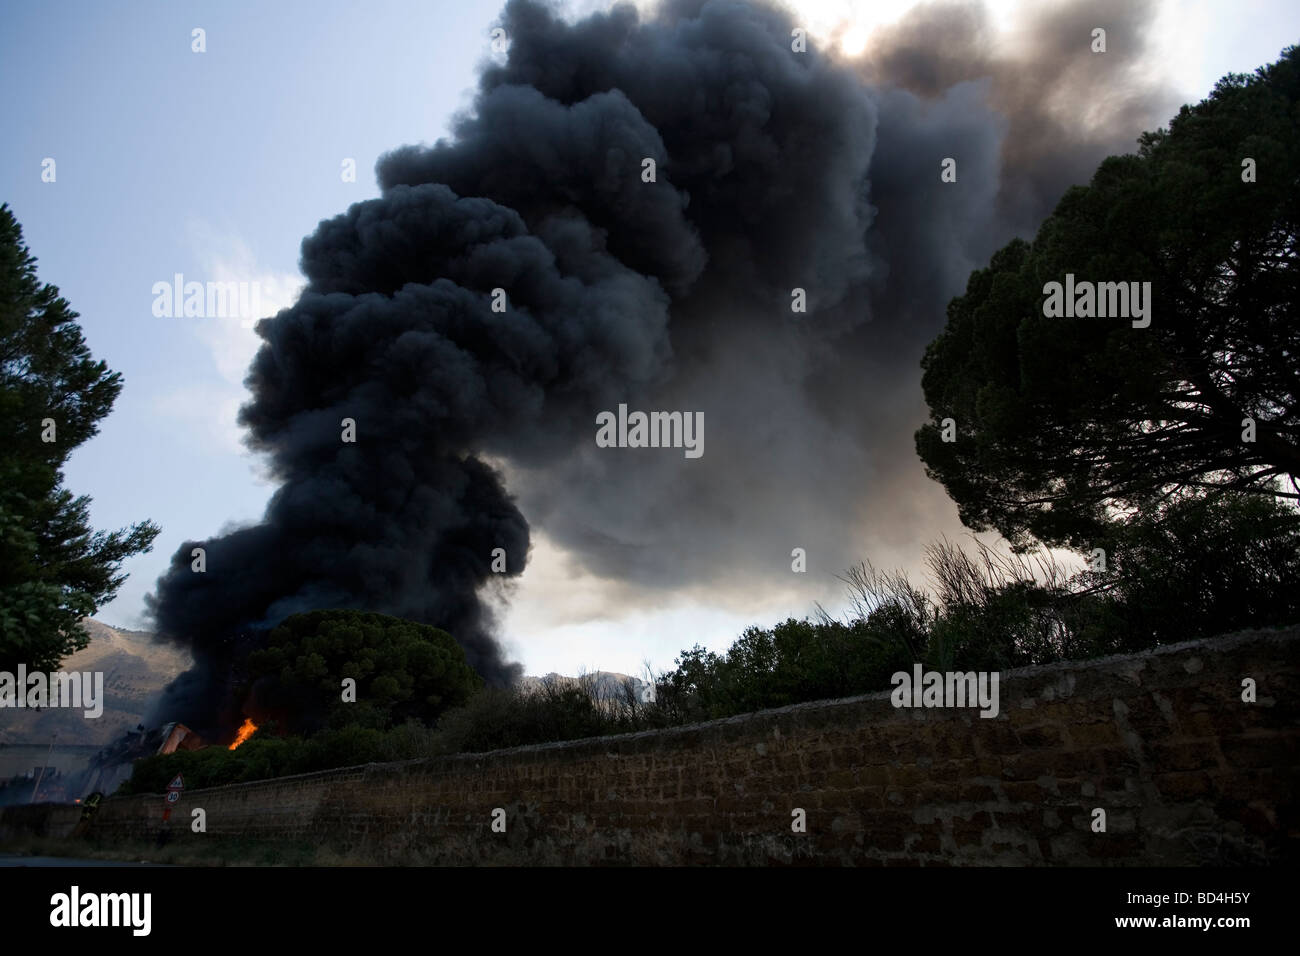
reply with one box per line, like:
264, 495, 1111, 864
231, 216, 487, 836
79, 722, 204, 797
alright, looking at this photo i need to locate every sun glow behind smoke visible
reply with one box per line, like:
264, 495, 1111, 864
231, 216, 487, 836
789, 0, 913, 54
778, 0, 1020, 57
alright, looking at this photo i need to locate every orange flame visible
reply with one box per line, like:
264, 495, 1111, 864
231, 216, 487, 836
228, 718, 258, 750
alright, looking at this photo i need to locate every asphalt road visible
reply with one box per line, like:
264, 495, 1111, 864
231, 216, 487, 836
0, 853, 164, 866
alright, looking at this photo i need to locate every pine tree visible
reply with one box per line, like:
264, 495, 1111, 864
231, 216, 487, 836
0, 203, 159, 671
916, 47, 1300, 550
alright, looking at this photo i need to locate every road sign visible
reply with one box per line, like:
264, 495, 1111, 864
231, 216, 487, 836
165, 790, 180, 804
166, 774, 184, 791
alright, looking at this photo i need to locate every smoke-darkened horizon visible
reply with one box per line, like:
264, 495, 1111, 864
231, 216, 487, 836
144, 0, 1179, 735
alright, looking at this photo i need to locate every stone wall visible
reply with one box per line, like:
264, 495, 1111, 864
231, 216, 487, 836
3, 627, 1295, 865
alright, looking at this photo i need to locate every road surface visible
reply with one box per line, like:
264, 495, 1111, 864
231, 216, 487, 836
0, 853, 165, 866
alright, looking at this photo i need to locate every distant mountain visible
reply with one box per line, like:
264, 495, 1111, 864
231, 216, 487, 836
519, 671, 655, 704
0, 620, 190, 747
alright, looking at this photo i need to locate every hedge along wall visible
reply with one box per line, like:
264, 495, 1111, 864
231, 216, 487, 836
3, 626, 1295, 865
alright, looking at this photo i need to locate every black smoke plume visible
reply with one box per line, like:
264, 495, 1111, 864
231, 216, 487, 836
147, 0, 1175, 736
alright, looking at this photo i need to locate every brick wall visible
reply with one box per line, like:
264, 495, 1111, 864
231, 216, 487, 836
4, 626, 1295, 865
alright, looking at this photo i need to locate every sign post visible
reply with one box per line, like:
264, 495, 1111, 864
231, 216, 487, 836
163, 773, 184, 823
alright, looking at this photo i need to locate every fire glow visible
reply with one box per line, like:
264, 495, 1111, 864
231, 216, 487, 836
228, 718, 258, 750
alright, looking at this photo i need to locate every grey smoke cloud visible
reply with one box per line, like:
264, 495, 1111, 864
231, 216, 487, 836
482, 0, 1176, 594
146, 0, 1176, 733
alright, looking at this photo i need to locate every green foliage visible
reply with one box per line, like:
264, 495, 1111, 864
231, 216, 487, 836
431, 683, 622, 754
119, 720, 444, 794
918, 539, 1083, 670
659, 493, 1300, 723
244, 609, 482, 734
0, 204, 159, 671
655, 618, 913, 723
1080, 493, 1300, 651
916, 47, 1300, 550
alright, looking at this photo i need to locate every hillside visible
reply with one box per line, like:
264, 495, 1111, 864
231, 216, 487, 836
518, 671, 654, 704
0, 620, 190, 747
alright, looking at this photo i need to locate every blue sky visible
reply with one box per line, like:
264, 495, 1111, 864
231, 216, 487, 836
2, 0, 1297, 677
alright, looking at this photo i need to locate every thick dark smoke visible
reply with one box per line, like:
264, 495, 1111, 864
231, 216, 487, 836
147, 0, 1175, 735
